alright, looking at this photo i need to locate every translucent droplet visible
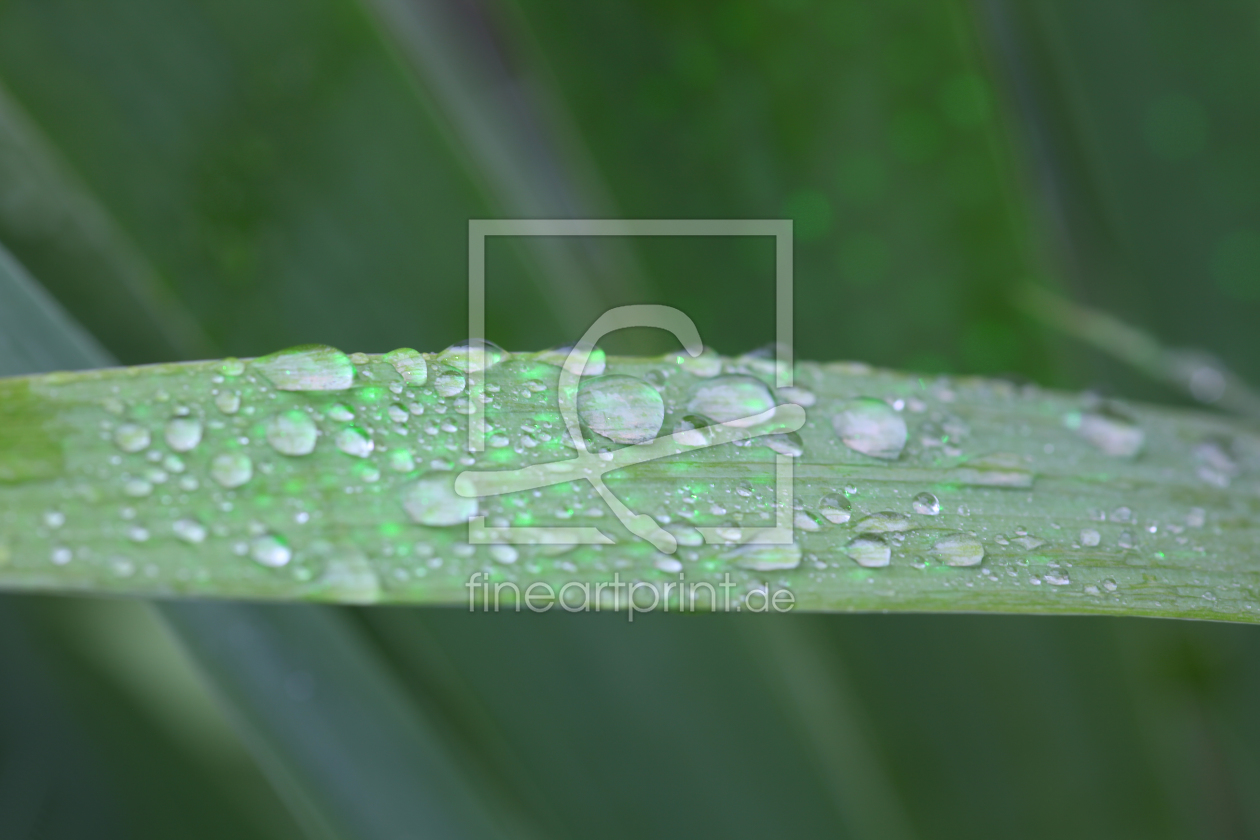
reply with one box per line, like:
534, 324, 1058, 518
831, 398, 906, 459
387, 404, 409, 424
1068, 406, 1144, 458
267, 410, 318, 456
173, 518, 208, 544
114, 423, 151, 453
51, 546, 73, 565
327, 403, 354, 423
726, 542, 802, 571
43, 510, 66, 529
164, 417, 202, 453
855, 511, 911, 534
335, 426, 374, 458
665, 523, 704, 547
536, 345, 606, 376
254, 345, 354, 392
220, 358, 246, 376
764, 432, 805, 457
678, 346, 722, 378
438, 339, 507, 373
845, 536, 890, 568
123, 479, 154, 497
434, 369, 467, 397
577, 375, 664, 444
912, 492, 940, 516
489, 545, 518, 565
686, 376, 775, 427
793, 510, 822, 532
387, 449, 416, 472
384, 348, 429, 385
1013, 535, 1045, 550
930, 533, 985, 566
818, 494, 852, 524
211, 452, 253, 488
1044, 570, 1071, 586
251, 534, 292, 568
655, 554, 684, 573
402, 475, 478, 526
672, 414, 713, 448
215, 391, 241, 414
777, 386, 816, 407
1080, 528, 1101, 547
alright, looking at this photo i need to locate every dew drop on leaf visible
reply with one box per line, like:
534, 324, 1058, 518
831, 398, 907, 459
401, 474, 478, 526
211, 452, 253, 488
114, 423, 150, 453
845, 536, 890, 568
267, 410, 318, 456
385, 348, 429, 385
912, 491, 941, 516
253, 345, 355, 392
930, 533, 985, 566
251, 534, 292, 568
686, 376, 776, 427
164, 417, 203, 453
577, 375, 664, 444
335, 426, 374, 458
818, 493, 852, 524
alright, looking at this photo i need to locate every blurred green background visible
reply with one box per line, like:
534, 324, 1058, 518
1, 0, 1259, 836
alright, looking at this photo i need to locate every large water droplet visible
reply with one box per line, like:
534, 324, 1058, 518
912, 492, 940, 516
251, 534, 292, 568
793, 510, 822, 532
211, 452, 253, 488
577, 375, 664, 444
1068, 406, 1144, 458
336, 426, 374, 458
672, 414, 714, 448
845, 536, 890, 568
855, 511, 911, 534
438, 339, 507, 373
254, 345, 354, 392
434, 369, 467, 397
114, 423, 150, 453
686, 376, 775, 427
931, 533, 985, 566
402, 475, 478, 526
818, 494, 852, 524
385, 348, 429, 385
726, 542, 802, 571
215, 391, 241, 414
831, 398, 906, 459
1080, 528, 1101, 547
763, 432, 804, 457
163, 417, 202, 453
267, 410, 318, 456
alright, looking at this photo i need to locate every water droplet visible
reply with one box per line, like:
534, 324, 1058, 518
387, 449, 416, 472
777, 386, 816, 407
267, 410, 318, 456
1068, 406, 1144, 458
845, 536, 890, 568
1044, 570, 1071, 586
128, 525, 150, 542
489, 545, 518, 565
655, 554, 684, 573
173, 518, 208, 544
163, 417, 202, 453
793, 510, 822, 532
855, 511, 911, 534
832, 398, 907, 459
251, 534, 292, 568
402, 475, 478, 526
221, 358, 246, 376
254, 345, 354, 391
123, 479, 153, 497
114, 423, 150, 453
930, 533, 985, 566
1193, 438, 1239, 487
678, 346, 722, 378
818, 494, 852, 524
686, 376, 775, 427
51, 546, 73, 565
335, 426, 374, 458
211, 452, 253, 488
326, 403, 354, 423
764, 432, 805, 457
43, 510, 66, 529
537, 345, 606, 376
384, 348, 429, 385
672, 414, 714, 448
1187, 507, 1206, 528
1080, 528, 1101, 547
665, 523, 704, 547
215, 391, 241, 414
1102, 579, 1118, 592
726, 542, 802, 571
912, 492, 940, 516
434, 369, 467, 397
577, 375, 664, 444
387, 404, 409, 424
438, 339, 507, 373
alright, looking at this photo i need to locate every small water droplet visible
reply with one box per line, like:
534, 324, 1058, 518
686, 376, 775, 426
777, 386, 816, 407
655, 554, 684, 573
438, 339, 507, 373
220, 358, 246, 376
672, 414, 714, 447
402, 475, 478, 526
793, 510, 822, 532
735, 481, 754, 498
763, 432, 804, 457
43, 510, 66, 529
726, 542, 802, 571
211, 452, 253, 488
831, 398, 907, 459
930, 533, 985, 566
1102, 578, 1118, 592
912, 492, 940, 516
845, 536, 890, 568
51, 546, 73, 565
384, 348, 429, 385
678, 346, 722, 378
123, 479, 154, 497
267, 410, 318, 456
254, 345, 354, 391
173, 518, 208, 544
577, 375, 664, 444
818, 494, 852, 524
1080, 528, 1101, 547
1044, 570, 1071, 586
114, 423, 151, 453
387, 449, 416, 472
327, 403, 354, 423
251, 534, 292, 568
164, 417, 202, 452
855, 511, 911, 534
489, 545, 518, 565
387, 404, 409, 424
434, 369, 467, 397
537, 345, 605, 376
336, 426, 374, 458
1068, 406, 1144, 458
215, 391, 241, 414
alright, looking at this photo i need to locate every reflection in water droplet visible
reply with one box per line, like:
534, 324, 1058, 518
402, 475, 478, 526
577, 375, 664, 444
434, 369, 467, 397
931, 533, 985, 566
855, 511, 911, 534
686, 376, 775, 427
793, 510, 822, 532
164, 418, 202, 453
114, 424, 150, 453
215, 391, 241, 414
254, 345, 355, 391
727, 542, 802, 571
818, 494, 852, 524
764, 432, 805, 457
832, 398, 906, 459
1069, 406, 1144, 458
912, 492, 940, 516
211, 452, 253, 488
251, 534, 292, 568
845, 536, 890, 568
439, 339, 507, 373
336, 426, 374, 458
267, 410, 318, 456
385, 348, 429, 385
1079, 528, 1101, 547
